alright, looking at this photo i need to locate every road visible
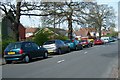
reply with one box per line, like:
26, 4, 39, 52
2, 41, 118, 78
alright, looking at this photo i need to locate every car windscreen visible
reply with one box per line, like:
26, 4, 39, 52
6, 43, 22, 50
82, 40, 87, 42
44, 41, 55, 45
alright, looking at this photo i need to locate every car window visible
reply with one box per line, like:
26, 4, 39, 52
56, 40, 61, 45
82, 40, 87, 42
44, 41, 55, 45
24, 43, 32, 50
60, 41, 65, 45
6, 43, 22, 50
32, 43, 39, 49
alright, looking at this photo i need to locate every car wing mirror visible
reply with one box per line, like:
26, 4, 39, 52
38, 46, 40, 49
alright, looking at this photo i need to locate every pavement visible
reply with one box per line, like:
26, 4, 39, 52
1, 41, 119, 78
0, 58, 6, 65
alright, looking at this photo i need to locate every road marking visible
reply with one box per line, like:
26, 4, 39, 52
102, 46, 105, 47
84, 51, 88, 54
57, 60, 65, 63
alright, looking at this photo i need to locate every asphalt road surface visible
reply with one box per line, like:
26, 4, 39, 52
2, 41, 118, 78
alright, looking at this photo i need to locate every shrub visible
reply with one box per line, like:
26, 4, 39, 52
2, 38, 16, 57
33, 29, 53, 45
55, 35, 68, 40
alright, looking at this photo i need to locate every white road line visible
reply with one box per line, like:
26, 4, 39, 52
84, 51, 88, 54
57, 60, 65, 63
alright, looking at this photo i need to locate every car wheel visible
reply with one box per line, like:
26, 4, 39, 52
75, 46, 78, 50
43, 52, 48, 59
24, 55, 30, 63
80, 46, 83, 50
87, 45, 89, 48
91, 44, 93, 47
68, 47, 71, 52
58, 49, 62, 55
6, 60, 12, 64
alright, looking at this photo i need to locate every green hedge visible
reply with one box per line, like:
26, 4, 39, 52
1, 38, 16, 57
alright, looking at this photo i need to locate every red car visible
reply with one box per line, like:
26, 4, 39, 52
81, 40, 93, 48
94, 39, 104, 45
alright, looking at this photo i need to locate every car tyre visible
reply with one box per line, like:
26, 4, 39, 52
87, 45, 89, 48
75, 46, 78, 50
68, 47, 71, 52
58, 49, 62, 55
80, 46, 83, 50
6, 60, 12, 64
24, 55, 30, 63
43, 52, 48, 59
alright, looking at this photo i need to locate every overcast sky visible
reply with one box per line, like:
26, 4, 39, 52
20, 0, 120, 31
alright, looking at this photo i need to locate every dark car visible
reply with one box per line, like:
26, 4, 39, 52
4, 41, 48, 64
43, 40, 70, 55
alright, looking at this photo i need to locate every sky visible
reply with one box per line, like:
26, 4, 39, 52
20, 0, 120, 31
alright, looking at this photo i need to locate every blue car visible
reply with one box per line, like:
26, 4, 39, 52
4, 41, 48, 64
64, 40, 75, 50
64, 39, 83, 50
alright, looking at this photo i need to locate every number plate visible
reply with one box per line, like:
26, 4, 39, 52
8, 52, 15, 55
48, 50, 53, 53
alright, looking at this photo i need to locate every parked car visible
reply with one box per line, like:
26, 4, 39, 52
64, 40, 83, 50
109, 37, 115, 42
81, 40, 93, 48
63, 40, 75, 50
101, 37, 110, 43
72, 39, 83, 50
94, 39, 104, 45
43, 40, 70, 55
4, 41, 48, 64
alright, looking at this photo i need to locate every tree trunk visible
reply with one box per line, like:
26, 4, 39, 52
15, 2, 21, 41
68, 15, 73, 40
98, 25, 101, 39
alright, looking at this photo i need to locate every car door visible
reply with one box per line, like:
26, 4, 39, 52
60, 40, 67, 52
24, 42, 36, 58
32, 43, 44, 57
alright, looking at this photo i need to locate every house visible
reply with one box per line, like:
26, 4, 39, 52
25, 27, 71, 40
25, 27, 39, 39
2, 15, 26, 41
18, 24, 26, 41
74, 27, 97, 38
74, 27, 114, 39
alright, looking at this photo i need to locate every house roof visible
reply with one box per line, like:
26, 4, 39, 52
47, 27, 67, 36
74, 27, 96, 37
26, 28, 39, 33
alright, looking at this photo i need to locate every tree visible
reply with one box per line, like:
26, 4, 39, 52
0, 1, 116, 40
0, 1, 54, 41
80, 3, 116, 38
33, 29, 52, 45
40, 2, 87, 40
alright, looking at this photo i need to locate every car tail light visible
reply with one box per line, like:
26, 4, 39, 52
72, 40, 74, 42
4, 52, 5, 55
86, 42, 88, 44
19, 49, 23, 54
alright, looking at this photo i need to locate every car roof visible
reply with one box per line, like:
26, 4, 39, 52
11, 41, 34, 44
46, 39, 61, 41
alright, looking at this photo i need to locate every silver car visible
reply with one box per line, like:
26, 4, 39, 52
43, 40, 70, 55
